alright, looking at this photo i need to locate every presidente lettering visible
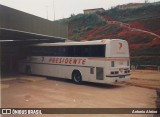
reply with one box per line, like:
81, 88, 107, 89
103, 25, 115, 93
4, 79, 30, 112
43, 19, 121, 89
48, 58, 87, 65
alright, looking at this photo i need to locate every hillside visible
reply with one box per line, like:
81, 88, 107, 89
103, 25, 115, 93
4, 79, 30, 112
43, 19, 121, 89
60, 3, 160, 65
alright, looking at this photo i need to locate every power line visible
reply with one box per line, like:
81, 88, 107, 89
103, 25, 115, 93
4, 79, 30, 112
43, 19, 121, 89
46, 5, 48, 20
53, 0, 55, 21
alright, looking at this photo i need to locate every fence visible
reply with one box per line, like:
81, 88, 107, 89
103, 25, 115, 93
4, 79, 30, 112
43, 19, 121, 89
131, 65, 160, 72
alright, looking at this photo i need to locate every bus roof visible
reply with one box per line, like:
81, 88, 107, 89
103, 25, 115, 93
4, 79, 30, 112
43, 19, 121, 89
34, 39, 124, 46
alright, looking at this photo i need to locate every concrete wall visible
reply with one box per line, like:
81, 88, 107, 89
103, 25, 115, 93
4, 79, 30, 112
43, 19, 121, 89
0, 5, 68, 38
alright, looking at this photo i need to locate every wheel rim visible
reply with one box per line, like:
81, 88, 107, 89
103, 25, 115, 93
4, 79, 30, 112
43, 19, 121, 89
73, 72, 81, 83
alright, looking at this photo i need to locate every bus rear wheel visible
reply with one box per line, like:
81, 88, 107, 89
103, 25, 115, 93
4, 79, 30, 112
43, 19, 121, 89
72, 70, 82, 84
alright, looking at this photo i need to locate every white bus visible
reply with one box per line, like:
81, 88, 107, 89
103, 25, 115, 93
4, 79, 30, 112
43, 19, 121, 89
19, 39, 130, 84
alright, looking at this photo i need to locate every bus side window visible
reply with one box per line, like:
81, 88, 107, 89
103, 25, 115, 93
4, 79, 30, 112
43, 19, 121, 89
67, 46, 74, 57
74, 46, 82, 57
83, 45, 90, 57
57, 46, 67, 57
60, 46, 67, 57
90, 45, 105, 57
49, 46, 56, 56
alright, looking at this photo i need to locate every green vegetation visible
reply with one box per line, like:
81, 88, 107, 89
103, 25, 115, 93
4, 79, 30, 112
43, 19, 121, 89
129, 36, 152, 44
69, 13, 105, 26
100, 4, 160, 22
59, 13, 106, 41
131, 46, 160, 56
130, 46, 160, 65
99, 25, 123, 35
58, 13, 106, 27
131, 57, 160, 65
69, 14, 106, 41
144, 18, 160, 30
56, 3, 160, 65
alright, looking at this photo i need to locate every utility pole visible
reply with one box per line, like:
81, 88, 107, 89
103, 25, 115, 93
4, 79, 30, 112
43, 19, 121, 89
46, 6, 48, 19
53, 0, 55, 21
46, 6, 48, 20
145, 0, 149, 3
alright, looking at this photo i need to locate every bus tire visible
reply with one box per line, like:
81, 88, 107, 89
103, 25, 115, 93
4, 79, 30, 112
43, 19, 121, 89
25, 66, 32, 75
72, 70, 82, 84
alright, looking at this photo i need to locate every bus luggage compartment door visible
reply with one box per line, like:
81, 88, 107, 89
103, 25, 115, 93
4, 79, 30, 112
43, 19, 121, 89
96, 67, 104, 80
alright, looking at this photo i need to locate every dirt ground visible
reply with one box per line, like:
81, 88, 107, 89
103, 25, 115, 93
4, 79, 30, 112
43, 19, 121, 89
0, 70, 160, 117
125, 70, 160, 90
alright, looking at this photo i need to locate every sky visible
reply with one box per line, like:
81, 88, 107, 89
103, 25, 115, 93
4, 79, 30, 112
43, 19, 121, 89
0, 0, 159, 21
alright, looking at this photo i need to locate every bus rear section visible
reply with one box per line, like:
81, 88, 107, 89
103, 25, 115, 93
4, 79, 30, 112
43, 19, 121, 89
105, 39, 130, 83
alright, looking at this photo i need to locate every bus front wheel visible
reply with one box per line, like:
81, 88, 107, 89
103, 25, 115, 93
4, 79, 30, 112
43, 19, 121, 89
72, 70, 82, 84
25, 66, 32, 75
